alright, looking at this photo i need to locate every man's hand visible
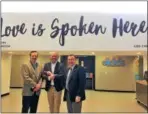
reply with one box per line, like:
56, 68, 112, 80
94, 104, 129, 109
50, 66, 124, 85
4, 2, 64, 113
47, 71, 55, 80
49, 73, 55, 80
33, 83, 41, 92
75, 96, 81, 103
46, 71, 52, 76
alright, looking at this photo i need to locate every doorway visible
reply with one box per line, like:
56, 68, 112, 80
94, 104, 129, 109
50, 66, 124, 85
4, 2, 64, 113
60, 55, 95, 90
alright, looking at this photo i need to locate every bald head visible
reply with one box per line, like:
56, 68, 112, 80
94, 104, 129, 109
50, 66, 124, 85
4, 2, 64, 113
49, 52, 59, 63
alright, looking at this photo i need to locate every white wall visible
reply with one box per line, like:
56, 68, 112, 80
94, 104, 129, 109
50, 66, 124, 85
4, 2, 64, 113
1, 13, 147, 51
1, 53, 12, 95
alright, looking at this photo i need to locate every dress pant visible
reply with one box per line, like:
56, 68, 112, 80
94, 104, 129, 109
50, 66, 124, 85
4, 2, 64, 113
66, 90, 82, 113
47, 86, 62, 113
21, 93, 39, 113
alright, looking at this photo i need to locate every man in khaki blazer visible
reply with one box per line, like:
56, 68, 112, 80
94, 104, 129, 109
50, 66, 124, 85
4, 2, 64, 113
21, 51, 43, 113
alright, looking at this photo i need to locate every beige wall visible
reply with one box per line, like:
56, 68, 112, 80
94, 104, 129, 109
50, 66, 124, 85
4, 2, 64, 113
95, 56, 137, 91
1, 53, 12, 95
10, 55, 50, 87
8, 53, 146, 91
143, 55, 147, 72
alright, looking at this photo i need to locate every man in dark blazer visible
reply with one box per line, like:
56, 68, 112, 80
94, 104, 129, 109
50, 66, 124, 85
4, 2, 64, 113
63, 54, 86, 113
42, 52, 65, 113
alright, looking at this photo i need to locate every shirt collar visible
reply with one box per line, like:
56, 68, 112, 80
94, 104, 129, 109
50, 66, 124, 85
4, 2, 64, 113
30, 61, 38, 69
51, 61, 57, 65
71, 65, 75, 70
30, 61, 37, 65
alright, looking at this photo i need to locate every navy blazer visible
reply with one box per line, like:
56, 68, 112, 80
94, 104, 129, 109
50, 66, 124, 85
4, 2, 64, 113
43, 62, 66, 92
63, 64, 86, 102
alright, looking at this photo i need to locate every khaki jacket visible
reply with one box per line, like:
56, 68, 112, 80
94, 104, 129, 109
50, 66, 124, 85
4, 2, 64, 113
21, 62, 42, 96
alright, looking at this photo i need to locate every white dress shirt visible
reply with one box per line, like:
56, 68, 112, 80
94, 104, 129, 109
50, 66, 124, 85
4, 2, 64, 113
48, 62, 57, 86
66, 65, 75, 90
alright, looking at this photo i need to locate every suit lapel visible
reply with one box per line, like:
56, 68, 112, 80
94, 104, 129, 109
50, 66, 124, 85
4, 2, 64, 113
29, 62, 42, 80
68, 65, 78, 83
54, 62, 59, 74
47, 62, 52, 72
28, 62, 38, 79
35, 63, 42, 79
28, 62, 36, 74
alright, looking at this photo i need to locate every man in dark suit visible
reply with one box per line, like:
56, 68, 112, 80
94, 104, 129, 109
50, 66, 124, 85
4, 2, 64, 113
42, 52, 65, 113
63, 54, 86, 113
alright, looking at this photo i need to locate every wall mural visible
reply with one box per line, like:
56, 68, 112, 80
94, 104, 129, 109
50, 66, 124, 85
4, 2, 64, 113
102, 56, 125, 67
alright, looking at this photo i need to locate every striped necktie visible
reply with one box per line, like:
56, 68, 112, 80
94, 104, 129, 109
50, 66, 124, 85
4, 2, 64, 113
66, 68, 72, 90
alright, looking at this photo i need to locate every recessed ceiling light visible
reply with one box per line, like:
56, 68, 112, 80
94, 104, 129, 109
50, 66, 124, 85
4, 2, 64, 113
92, 52, 95, 55
137, 52, 141, 55
8, 52, 12, 54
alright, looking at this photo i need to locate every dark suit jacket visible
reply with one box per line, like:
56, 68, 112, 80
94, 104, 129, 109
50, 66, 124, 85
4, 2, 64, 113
43, 61, 66, 92
63, 64, 86, 102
